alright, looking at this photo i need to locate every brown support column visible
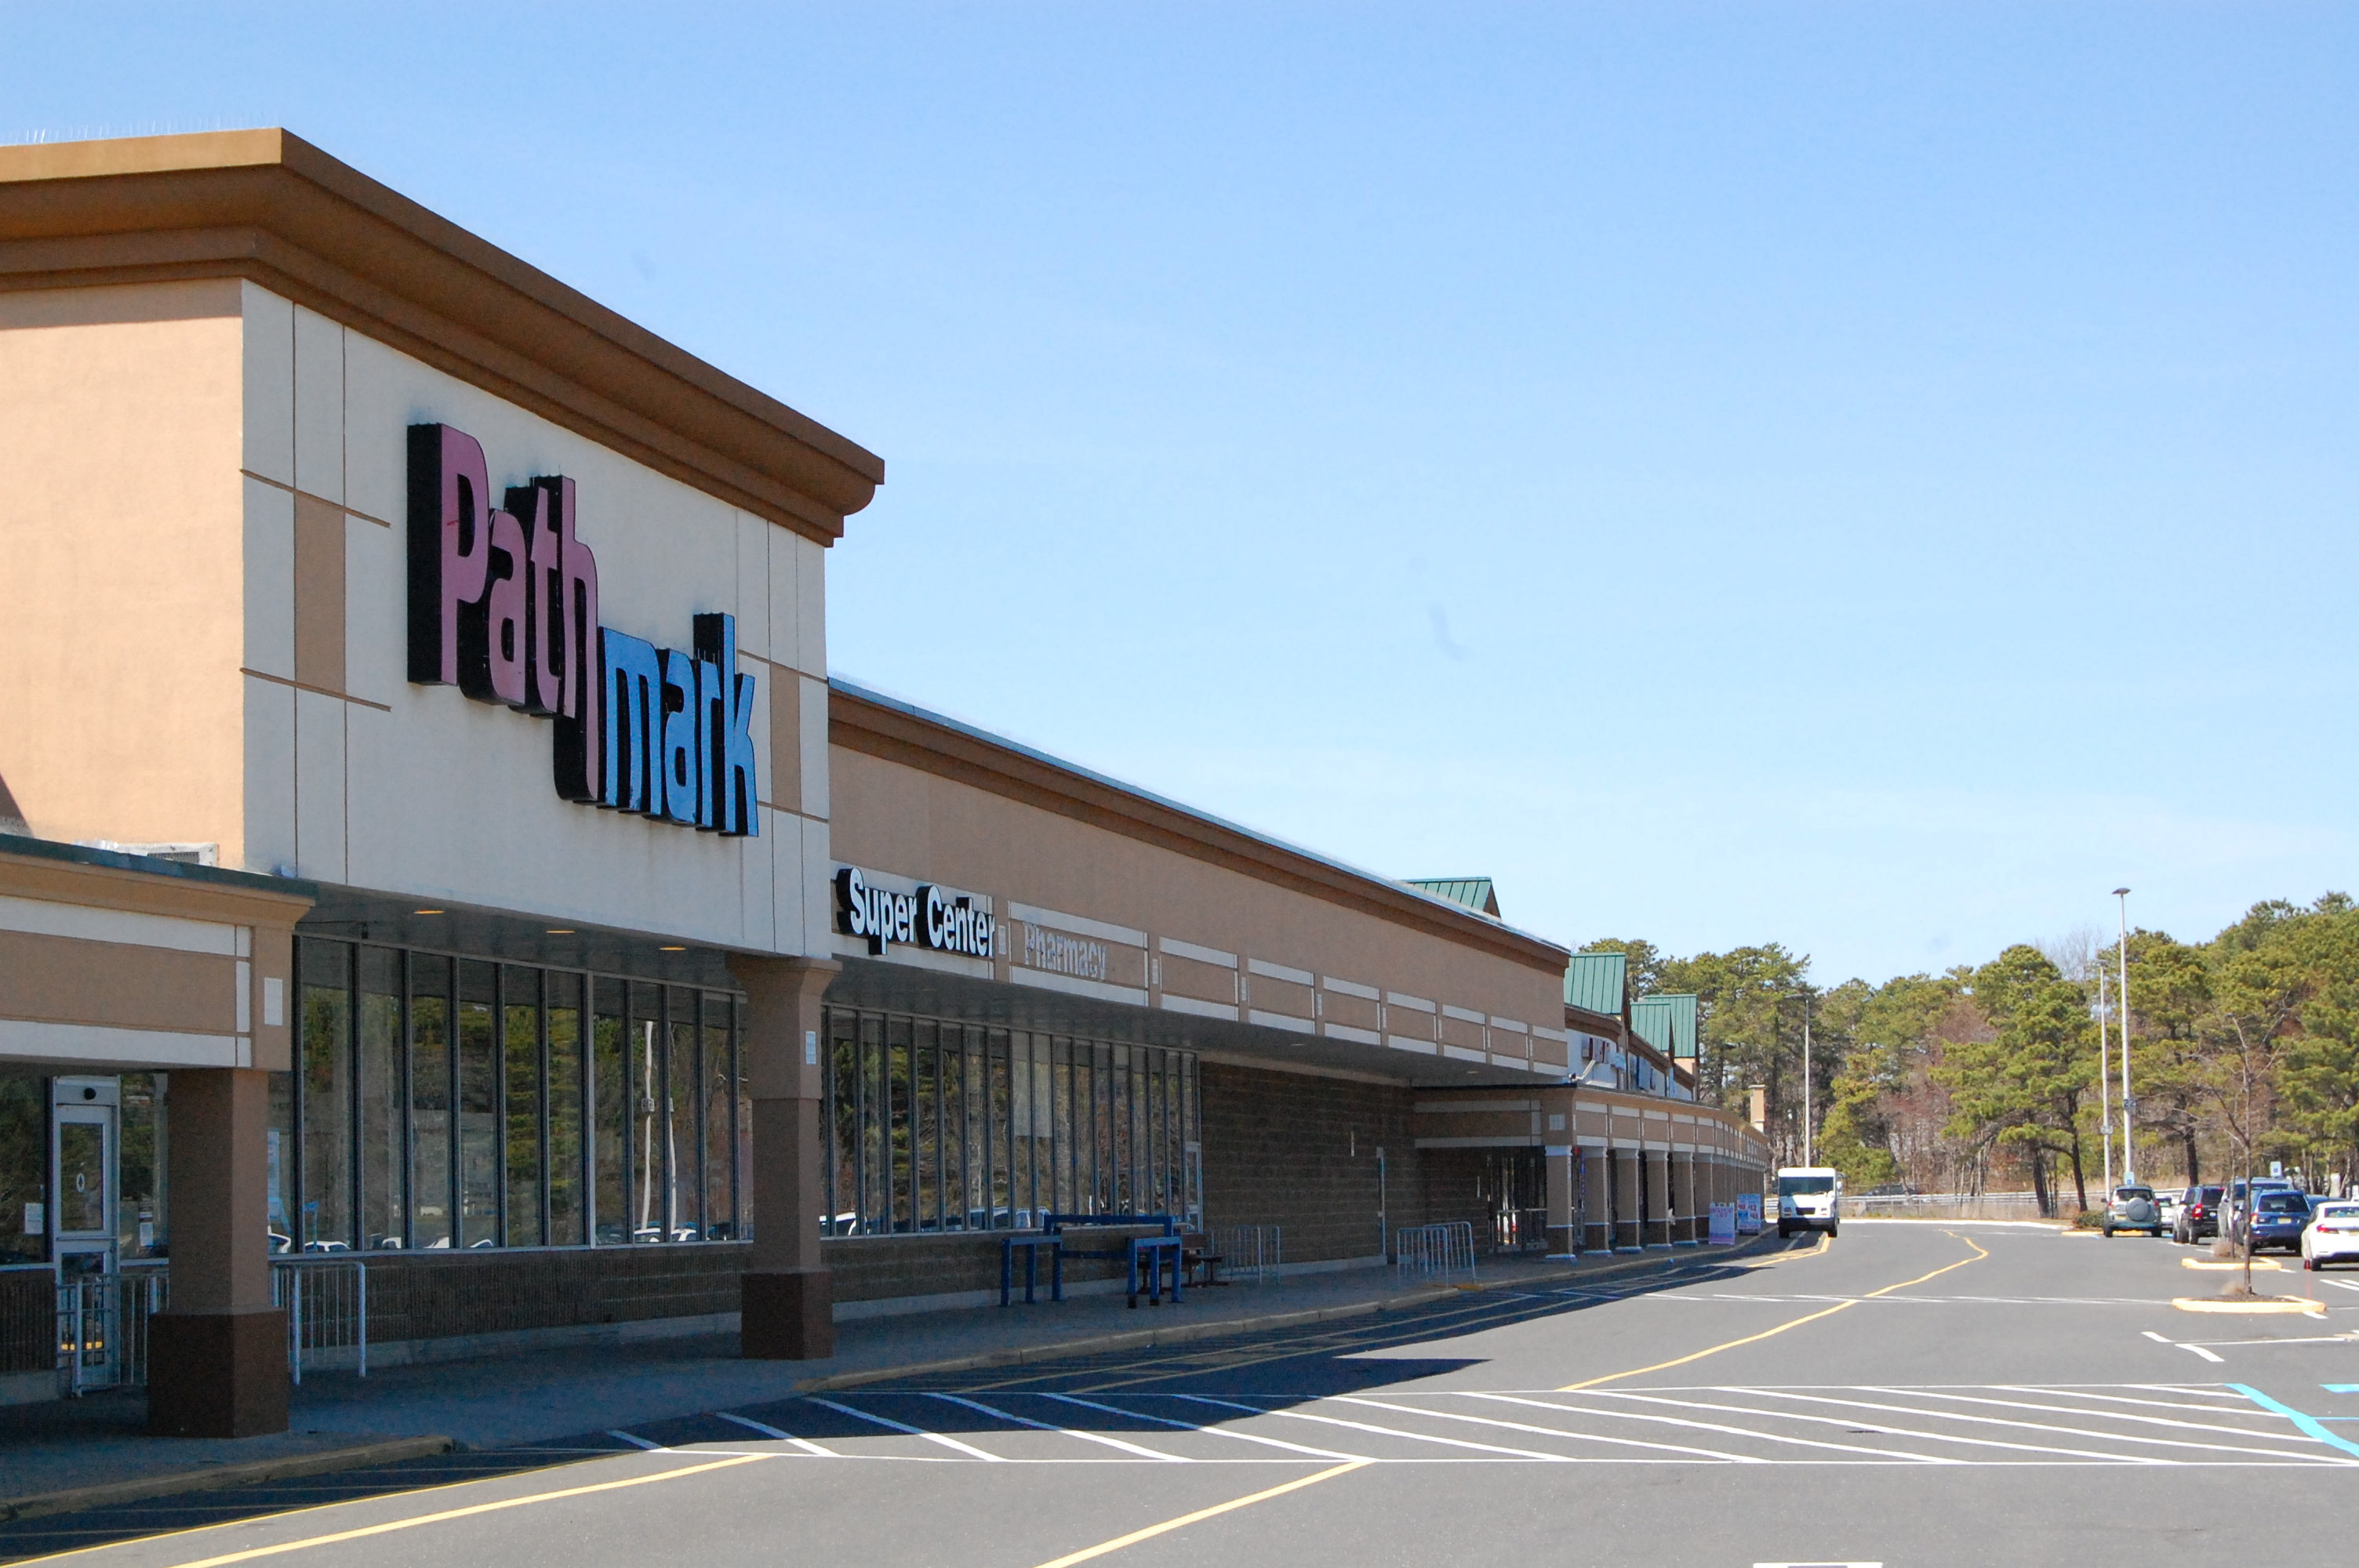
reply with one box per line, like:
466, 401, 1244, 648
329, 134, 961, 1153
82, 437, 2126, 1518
1613, 1147, 1642, 1250
1645, 1146, 1672, 1247
1580, 1145, 1610, 1252
148, 1069, 285, 1437
1544, 1143, 1576, 1258
733, 954, 840, 1359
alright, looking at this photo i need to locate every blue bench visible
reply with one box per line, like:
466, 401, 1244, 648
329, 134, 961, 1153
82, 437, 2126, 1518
999, 1215, 1189, 1308
1000, 1232, 1064, 1306
1046, 1214, 1183, 1310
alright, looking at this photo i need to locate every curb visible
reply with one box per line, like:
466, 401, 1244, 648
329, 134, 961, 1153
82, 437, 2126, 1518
0, 1434, 458, 1525
796, 1230, 1790, 1394
2169, 1296, 2325, 1316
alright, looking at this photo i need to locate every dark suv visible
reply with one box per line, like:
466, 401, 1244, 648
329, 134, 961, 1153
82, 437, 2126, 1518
2245, 1190, 2314, 1254
2173, 1185, 2224, 1244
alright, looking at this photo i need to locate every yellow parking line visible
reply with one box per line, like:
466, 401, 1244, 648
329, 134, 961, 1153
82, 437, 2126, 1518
1030, 1461, 1368, 1568
1557, 1231, 1987, 1392
27, 1453, 769, 1568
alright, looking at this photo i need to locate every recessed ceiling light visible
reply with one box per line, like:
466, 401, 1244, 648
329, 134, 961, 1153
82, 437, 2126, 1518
546, 928, 576, 935
413, 909, 445, 915
659, 945, 687, 952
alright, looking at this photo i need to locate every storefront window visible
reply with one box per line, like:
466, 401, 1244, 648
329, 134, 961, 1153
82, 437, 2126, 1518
502, 967, 543, 1248
820, 1007, 1198, 1237
289, 938, 742, 1255
0, 1069, 41, 1264
300, 942, 353, 1251
592, 978, 627, 1244
409, 954, 452, 1249
119, 1072, 163, 1259
357, 948, 404, 1250
547, 972, 585, 1247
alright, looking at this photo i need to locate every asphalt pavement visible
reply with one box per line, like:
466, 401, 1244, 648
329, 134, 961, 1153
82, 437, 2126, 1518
9, 1221, 2357, 1567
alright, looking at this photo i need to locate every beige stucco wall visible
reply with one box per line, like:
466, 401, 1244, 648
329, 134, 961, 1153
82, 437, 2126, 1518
829, 744, 1567, 1062
0, 279, 249, 861
0, 278, 832, 955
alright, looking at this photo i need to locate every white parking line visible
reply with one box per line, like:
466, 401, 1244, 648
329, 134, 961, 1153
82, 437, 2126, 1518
925, 1392, 1190, 1461
1170, 1393, 1607, 1464
1463, 1391, 1959, 1465
1730, 1389, 2169, 1464
1042, 1393, 1370, 1461
606, 1430, 663, 1450
1336, 1392, 1769, 1465
715, 1410, 838, 1457
1577, 1387, 2143, 1465
1870, 1386, 2324, 1453
804, 1396, 1008, 1461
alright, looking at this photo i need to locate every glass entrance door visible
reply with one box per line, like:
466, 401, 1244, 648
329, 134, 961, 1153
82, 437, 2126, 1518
52, 1078, 121, 1385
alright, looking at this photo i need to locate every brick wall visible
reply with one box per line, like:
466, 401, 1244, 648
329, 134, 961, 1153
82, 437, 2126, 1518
1199, 1062, 1421, 1261
354, 1244, 747, 1345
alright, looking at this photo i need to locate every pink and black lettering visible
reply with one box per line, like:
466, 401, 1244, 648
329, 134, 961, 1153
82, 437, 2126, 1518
406, 423, 758, 836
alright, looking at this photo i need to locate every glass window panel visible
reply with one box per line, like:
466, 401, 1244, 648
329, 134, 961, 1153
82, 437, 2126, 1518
913, 1022, 938, 1231
57, 1120, 105, 1233
503, 967, 543, 1248
667, 987, 700, 1242
989, 1031, 1012, 1229
1052, 1040, 1075, 1218
0, 1073, 45, 1265
628, 984, 666, 1242
409, 953, 452, 1249
592, 978, 627, 1244
118, 1072, 161, 1259
885, 1017, 913, 1233
358, 948, 403, 1250
298, 939, 354, 1251
735, 996, 752, 1243
0, 1070, 44, 1263
456, 961, 499, 1249
703, 994, 732, 1240
267, 1069, 294, 1251
827, 1011, 858, 1236
546, 972, 585, 1247
1109, 1045, 1132, 1214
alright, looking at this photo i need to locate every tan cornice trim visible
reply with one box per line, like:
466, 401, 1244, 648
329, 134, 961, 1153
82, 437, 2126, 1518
830, 686, 1570, 973
0, 849, 314, 925
0, 130, 882, 545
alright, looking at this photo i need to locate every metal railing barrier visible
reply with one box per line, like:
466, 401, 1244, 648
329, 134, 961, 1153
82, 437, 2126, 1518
1212, 1225, 1282, 1283
272, 1258, 369, 1383
1395, 1221, 1478, 1284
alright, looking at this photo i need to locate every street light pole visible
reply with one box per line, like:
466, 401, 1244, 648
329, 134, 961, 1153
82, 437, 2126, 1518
2114, 887, 2134, 1186
2097, 965, 2114, 1193
1802, 993, 1814, 1168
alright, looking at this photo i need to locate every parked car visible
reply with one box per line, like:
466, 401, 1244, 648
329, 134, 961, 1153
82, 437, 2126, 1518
2301, 1200, 2359, 1271
2102, 1185, 2164, 1238
2154, 1190, 2181, 1229
2226, 1178, 2301, 1242
2245, 1189, 2314, 1254
2173, 1185, 2225, 1244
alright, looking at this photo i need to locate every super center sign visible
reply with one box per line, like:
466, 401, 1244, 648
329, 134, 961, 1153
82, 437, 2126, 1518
405, 423, 758, 836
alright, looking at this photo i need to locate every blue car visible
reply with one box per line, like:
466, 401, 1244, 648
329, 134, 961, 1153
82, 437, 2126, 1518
2245, 1190, 2314, 1253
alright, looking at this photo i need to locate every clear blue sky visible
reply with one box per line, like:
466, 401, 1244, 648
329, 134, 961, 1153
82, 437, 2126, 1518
9, 5, 2354, 985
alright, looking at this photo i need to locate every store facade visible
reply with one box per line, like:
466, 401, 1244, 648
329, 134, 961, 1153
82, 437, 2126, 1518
0, 129, 1769, 1437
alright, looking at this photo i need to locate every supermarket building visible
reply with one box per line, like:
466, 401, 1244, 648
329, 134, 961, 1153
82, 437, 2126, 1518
0, 131, 1769, 1436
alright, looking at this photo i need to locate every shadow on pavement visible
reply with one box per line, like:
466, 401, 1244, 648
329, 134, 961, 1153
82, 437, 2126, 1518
0, 1240, 1809, 1563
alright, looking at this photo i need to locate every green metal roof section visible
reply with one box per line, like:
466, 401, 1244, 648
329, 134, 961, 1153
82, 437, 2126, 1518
1632, 993, 1699, 1058
1563, 951, 1627, 1017
1402, 877, 1499, 918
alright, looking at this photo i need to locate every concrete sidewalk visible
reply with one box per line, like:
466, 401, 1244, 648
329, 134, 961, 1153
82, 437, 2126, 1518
0, 1236, 1782, 1519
